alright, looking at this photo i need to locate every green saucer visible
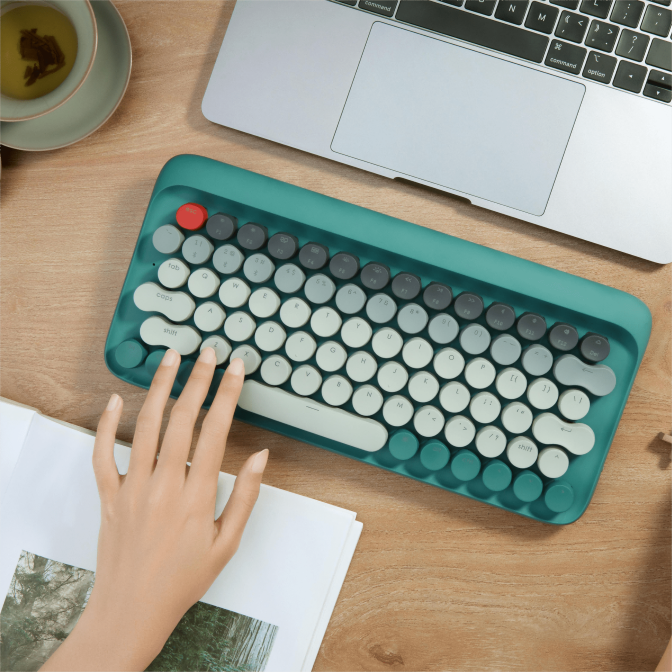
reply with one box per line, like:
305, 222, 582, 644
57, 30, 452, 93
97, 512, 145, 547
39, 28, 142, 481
1, 0, 131, 151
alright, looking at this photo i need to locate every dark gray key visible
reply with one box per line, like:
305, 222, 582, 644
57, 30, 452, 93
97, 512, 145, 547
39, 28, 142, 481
485, 303, 516, 331
495, 0, 529, 23
465, 0, 497, 15
329, 252, 360, 280
555, 10, 589, 41
646, 39, 672, 71
392, 273, 422, 300
580, 0, 613, 18
610, 0, 645, 26
360, 262, 391, 290
582, 51, 618, 82
525, 1, 560, 32
299, 242, 329, 270
423, 283, 453, 310
551, 0, 579, 7
358, 0, 398, 16
545, 39, 587, 73
613, 59, 648, 90
616, 30, 649, 60
453, 292, 483, 320
516, 312, 547, 340
206, 213, 237, 241
585, 20, 619, 51
650, 0, 671, 6
580, 332, 610, 362
548, 322, 579, 350
237, 223, 268, 250
641, 5, 672, 36
644, 74, 672, 101
268, 232, 298, 260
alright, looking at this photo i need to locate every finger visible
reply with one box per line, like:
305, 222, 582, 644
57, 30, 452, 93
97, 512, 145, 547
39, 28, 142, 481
214, 449, 268, 560
188, 358, 245, 493
127, 349, 180, 477
93, 394, 124, 501
156, 347, 217, 474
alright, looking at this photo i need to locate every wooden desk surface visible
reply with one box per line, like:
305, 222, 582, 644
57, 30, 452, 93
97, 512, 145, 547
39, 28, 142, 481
1, 2, 670, 669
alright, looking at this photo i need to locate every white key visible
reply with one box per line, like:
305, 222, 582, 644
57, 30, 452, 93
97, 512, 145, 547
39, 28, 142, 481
558, 388, 590, 420
444, 415, 476, 448
532, 412, 595, 455
495, 367, 527, 399
469, 391, 501, 424
238, 380, 388, 451
346, 351, 378, 383
464, 358, 496, 389
382, 395, 414, 427
371, 327, 403, 358
402, 337, 433, 369
140, 316, 201, 355
527, 377, 559, 410
243, 253, 275, 283
377, 361, 409, 393
521, 344, 553, 376
285, 331, 317, 362
316, 341, 348, 372
188, 268, 221, 299
501, 401, 533, 434
439, 381, 471, 413
490, 334, 522, 366
397, 303, 429, 334
335, 284, 367, 314
428, 313, 459, 345
459, 324, 491, 355
212, 244, 244, 275
224, 311, 256, 342
321, 375, 353, 406
553, 354, 616, 397
537, 446, 569, 478
506, 436, 538, 469
248, 288, 281, 318
291, 365, 322, 396
230, 344, 262, 375
341, 317, 372, 348
254, 321, 287, 352
182, 235, 214, 265
200, 335, 232, 365
408, 371, 440, 403
414, 405, 445, 437
274, 263, 306, 294
304, 274, 335, 304
219, 277, 251, 308
475, 425, 507, 458
158, 258, 190, 289
134, 282, 196, 322
279, 298, 311, 328
311, 307, 343, 338
260, 354, 292, 386
433, 348, 465, 380
352, 385, 384, 416
194, 302, 226, 332
366, 294, 397, 324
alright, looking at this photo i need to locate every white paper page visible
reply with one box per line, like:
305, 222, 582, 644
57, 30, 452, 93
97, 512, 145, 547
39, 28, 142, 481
0, 398, 38, 502
0, 414, 360, 672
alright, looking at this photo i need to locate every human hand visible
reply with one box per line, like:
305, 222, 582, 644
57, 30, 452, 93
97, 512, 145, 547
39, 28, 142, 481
41, 348, 268, 672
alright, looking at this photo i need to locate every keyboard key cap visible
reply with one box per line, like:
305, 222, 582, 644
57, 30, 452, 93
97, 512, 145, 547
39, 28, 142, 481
346, 350, 378, 383
366, 293, 398, 324
158, 258, 190, 289
140, 316, 202, 355
495, 0, 529, 23
433, 347, 465, 379
213, 244, 244, 275
526, 1, 560, 32
340, 316, 372, 347
248, 288, 281, 319
459, 323, 491, 355
182, 234, 214, 265
285, 331, 317, 362
254, 321, 287, 352
428, 313, 459, 344
646, 38, 672, 71
299, 242, 329, 270
580, 0, 612, 18
206, 213, 237, 241
555, 10, 589, 41
650, 0, 671, 7
408, 371, 440, 402
545, 39, 588, 73
358, 0, 398, 16
188, 268, 220, 298
537, 446, 569, 478
439, 381, 471, 413
553, 353, 616, 394
243, 253, 275, 283
469, 391, 501, 423
649, 68, 672, 84
237, 223, 268, 250
267, 232, 298, 260
475, 426, 507, 457
360, 262, 391, 290
291, 365, 322, 396
641, 4, 672, 35
485, 302, 516, 330
194, 301, 226, 332
230, 345, 262, 375
371, 327, 404, 358
615, 29, 649, 60
396, 0, 550, 62
377, 361, 409, 392
176, 203, 207, 230
517, 312, 547, 340
388, 430, 419, 459
644, 81, 672, 100
391, 272, 422, 300
506, 436, 538, 468
153, 224, 184, 254
613, 58, 648, 89
402, 337, 434, 369
311, 307, 343, 338
527, 377, 559, 409
451, 449, 481, 481
521, 344, 553, 375
352, 384, 384, 416
219, 277, 251, 308
465, 0, 497, 14
532, 412, 595, 454
329, 252, 360, 280
545, 481, 575, 513
444, 415, 476, 447
501, 401, 533, 433
383, 395, 415, 427
115, 340, 147, 369
414, 405, 445, 437
238, 381, 388, 452
420, 441, 451, 471
397, 303, 429, 334
200, 335, 232, 365
316, 340, 348, 372
260, 354, 292, 386
464, 357, 496, 388
548, 322, 579, 351
224, 311, 256, 342
274, 263, 306, 294
335, 283, 367, 314
495, 367, 527, 399
551, 0, 579, 8
304, 273, 336, 304
453, 292, 484, 320
279, 298, 311, 328
610, 0, 645, 26
513, 471, 543, 502
580, 332, 610, 362
423, 282, 453, 310
321, 375, 353, 406
558, 388, 591, 419
585, 19, 619, 51
134, 282, 196, 322
490, 334, 522, 365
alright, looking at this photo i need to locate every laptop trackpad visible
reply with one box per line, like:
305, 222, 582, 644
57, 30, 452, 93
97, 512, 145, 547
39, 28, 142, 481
331, 22, 585, 216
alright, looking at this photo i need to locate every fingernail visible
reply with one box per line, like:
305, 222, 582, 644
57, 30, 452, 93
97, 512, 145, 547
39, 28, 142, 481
107, 394, 121, 411
229, 358, 245, 376
199, 347, 216, 364
251, 449, 269, 474
161, 349, 179, 367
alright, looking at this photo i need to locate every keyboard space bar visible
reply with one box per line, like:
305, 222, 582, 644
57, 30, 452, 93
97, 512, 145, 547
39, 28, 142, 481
238, 381, 389, 452
395, 1, 549, 64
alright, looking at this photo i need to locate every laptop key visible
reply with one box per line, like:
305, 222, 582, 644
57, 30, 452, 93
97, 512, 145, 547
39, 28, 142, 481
465, 0, 497, 15
615, 29, 649, 60
644, 82, 672, 101
650, 0, 671, 6
495, 0, 529, 24
610, 0, 645, 27
551, 0, 580, 8
612, 59, 648, 90
585, 20, 619, 51
525, 1, 560, 32
580, 0, 612, 18
439, 0, 465, 5
646, 38, 672, 71
556, 11, 590, 41
358, 0, 397, 16
582, 50, 618, 81
648, 68, 672, 86
545, 39, 588, 73
641, 5, 672, 36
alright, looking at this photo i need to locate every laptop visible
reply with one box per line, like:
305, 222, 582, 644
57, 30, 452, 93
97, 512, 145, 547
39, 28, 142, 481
202, 0, 672, 264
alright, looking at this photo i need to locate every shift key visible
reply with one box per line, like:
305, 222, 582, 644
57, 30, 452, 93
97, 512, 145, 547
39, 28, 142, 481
545, 39, 587, 74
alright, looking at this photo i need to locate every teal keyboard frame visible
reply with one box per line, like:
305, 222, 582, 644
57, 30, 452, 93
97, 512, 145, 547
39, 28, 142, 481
105, 155, 651, 525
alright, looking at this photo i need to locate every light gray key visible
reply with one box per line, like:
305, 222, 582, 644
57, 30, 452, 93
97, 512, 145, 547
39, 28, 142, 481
274, 263, 306, 294
335, 283, 366, 314
212, 244, 244, 275
366, 293, 397, 324
182, 235, 214, 265
428, 313, 459, 344
243, 253, 275, 283
304, 274, 335, 304
490, 334, 522, 366
153, 224, 184, 254
553, 354, 616, 396
521, 344, 553, 376
459, 323, 491, 355
397, 303, 428, 334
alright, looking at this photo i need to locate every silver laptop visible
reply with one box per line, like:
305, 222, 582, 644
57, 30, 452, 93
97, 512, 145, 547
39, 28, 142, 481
202, 0, 672, 263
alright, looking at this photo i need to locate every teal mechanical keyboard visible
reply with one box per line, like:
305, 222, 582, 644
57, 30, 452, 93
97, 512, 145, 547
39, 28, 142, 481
105, 155, 651, 525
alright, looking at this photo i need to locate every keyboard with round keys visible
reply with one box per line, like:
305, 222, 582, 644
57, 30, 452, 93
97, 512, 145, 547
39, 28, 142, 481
105, 155, 651, 525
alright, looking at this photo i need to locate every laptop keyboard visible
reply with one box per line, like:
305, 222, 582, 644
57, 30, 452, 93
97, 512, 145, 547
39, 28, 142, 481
331, 0, 672, 102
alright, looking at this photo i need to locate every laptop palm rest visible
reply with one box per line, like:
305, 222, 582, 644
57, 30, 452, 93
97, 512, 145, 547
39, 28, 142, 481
331, 22, 585, 216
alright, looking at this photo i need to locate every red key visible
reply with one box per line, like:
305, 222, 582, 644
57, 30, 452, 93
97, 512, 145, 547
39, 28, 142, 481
176, 203, 208, 230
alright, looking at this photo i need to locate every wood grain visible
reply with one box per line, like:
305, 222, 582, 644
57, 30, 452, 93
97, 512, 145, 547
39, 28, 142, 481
1, 2, 670, 670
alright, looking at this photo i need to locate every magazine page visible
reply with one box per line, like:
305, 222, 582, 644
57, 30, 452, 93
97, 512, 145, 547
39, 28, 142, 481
0, 398, 38, 502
